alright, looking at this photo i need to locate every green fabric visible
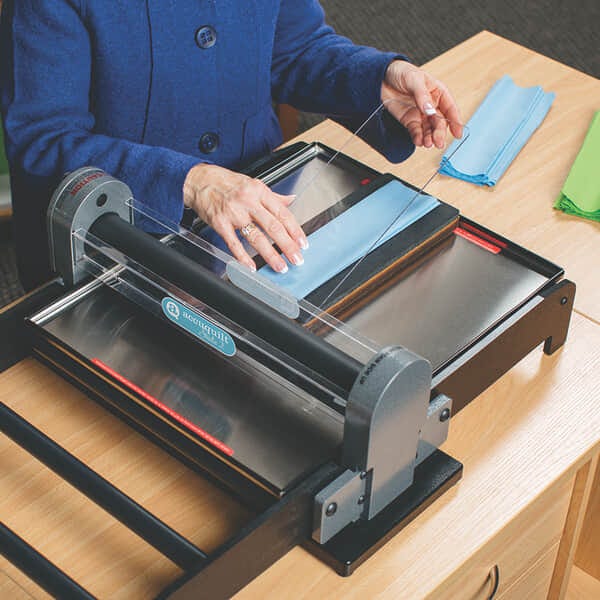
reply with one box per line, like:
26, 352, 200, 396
554, 110, 600, 222
0, 123, 9, 175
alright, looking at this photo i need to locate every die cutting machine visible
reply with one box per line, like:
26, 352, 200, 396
0, 122, 575, 599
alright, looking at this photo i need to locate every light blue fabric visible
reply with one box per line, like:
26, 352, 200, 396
440, 75, 555, 186
259, 179, 439, 298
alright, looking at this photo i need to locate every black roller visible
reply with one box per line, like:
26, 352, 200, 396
90, 213, 362, 393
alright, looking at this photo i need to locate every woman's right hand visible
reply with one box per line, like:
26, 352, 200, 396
183, 163, 308, 273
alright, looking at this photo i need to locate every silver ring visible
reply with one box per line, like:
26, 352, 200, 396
240, 222, 258, 238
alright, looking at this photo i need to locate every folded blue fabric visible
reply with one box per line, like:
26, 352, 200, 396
440, 75, 555, 186
258, 179, 439, 298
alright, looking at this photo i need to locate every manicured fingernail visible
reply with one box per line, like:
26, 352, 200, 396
299, 237, 309, 250
277, 262, 288, 274
424, 102, 436, 116
291, 253, 304, 266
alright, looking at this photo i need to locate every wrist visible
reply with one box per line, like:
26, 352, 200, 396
183, 162, 210, 208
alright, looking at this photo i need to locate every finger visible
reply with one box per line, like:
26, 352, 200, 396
384, 98, 413, 123
436, 87, 463, 138
430, 114, 447, 149
227, 180, 298, 270
263, 192, 308, 250
274, 193, 297, 206
409, 74, 438, 117
404, 118, 424, 147
242, 224, 289, 274
252, 205, 304, 268
213, 218, 257, 272
422, 116, 434, 149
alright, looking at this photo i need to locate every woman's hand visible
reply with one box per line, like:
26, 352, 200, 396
183, 164, 308, 273
381, 60, 463, 148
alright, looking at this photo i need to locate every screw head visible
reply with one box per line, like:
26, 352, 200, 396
439, 408, 451, 422
359, 471, 367, 480
357, 495, 365, 505
325, 502, 337, 517
560, 297, 568, 305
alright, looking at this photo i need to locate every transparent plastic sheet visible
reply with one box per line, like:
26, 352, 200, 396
72, 227, 352, 406
74, 99, 468, 379
253, 99, 470, 307
125, 198, 381, 366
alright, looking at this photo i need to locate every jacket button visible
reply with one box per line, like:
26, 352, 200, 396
199, 132, 219, 154
195, 26, 217, 49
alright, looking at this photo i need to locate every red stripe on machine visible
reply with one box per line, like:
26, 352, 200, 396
458, 222, 508, 249
91, 358, 234, 456
454, 227, 501, 254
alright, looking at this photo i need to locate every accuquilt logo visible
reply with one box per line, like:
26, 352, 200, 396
161, 297, 236, 357
164, 299, 180, 320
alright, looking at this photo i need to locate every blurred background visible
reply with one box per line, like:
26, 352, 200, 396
1, 0, 599, 307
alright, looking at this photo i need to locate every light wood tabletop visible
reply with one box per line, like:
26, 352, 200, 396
1, 31, 599, 599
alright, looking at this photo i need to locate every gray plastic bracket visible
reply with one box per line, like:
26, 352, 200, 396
313, 346, 434, 543
342, 346, 431, 519
47, 167, 133, 287
312, 469, 367, 545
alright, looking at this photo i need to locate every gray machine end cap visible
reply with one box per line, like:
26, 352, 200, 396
343, 346, 432, 519
47, 167, 134, 287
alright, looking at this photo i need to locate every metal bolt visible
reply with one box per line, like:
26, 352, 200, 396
439, 408, 451, 422
560, 297, 568, 305
357, 495, 365, 505
359, 471, 367, 480
325, 502, 337, 517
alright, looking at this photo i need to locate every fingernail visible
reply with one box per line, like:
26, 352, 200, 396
247, 261, 256, 272
277, 262, 289, 274
424, 102, 436, 116
298, 237, 309, 250
291, 253, 304, 266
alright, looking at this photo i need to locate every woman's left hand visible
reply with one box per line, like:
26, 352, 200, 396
381, 60, 463, 149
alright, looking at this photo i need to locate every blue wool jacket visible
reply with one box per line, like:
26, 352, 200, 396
0, 0, 413, 289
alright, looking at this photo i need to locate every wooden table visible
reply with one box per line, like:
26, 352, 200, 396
2, 31, 599, 599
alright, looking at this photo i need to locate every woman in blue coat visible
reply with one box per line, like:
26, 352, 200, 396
0, 0, 461, 290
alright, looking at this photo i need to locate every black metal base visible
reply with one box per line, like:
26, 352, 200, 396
0, 279, 64, 372
435, 278, 575, 414
304, 450, 463, 576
